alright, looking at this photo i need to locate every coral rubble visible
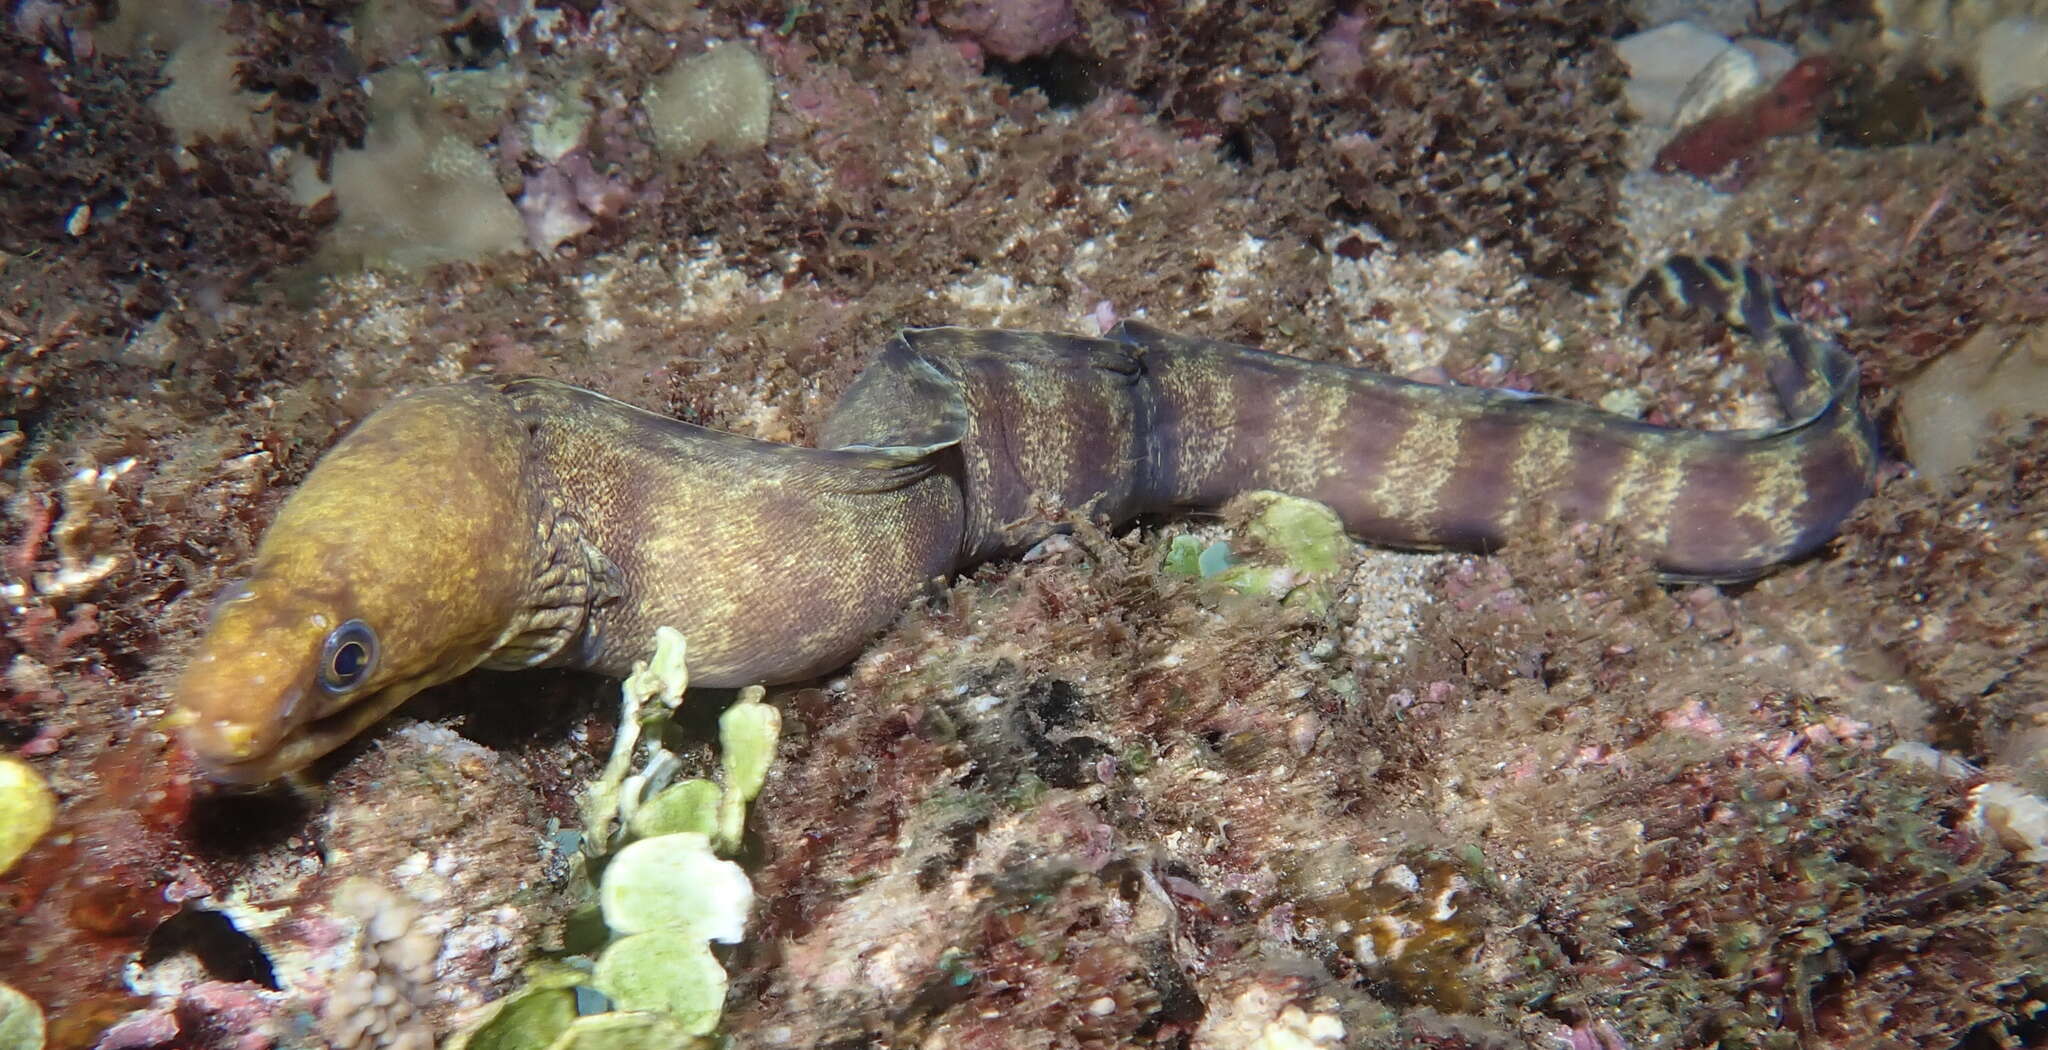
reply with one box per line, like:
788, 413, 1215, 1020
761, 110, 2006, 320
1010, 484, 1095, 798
321, 879, 441, 1050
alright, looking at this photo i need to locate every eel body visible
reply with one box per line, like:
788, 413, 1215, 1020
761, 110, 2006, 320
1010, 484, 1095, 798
171, 258, 1875, 782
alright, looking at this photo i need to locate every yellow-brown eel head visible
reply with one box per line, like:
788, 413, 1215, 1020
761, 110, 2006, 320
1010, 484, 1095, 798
169, 384, 543, 783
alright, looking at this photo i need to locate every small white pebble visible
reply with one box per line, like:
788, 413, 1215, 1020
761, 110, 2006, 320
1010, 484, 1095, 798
1881, 741, 1979, 779
1973, 781, 2048, 862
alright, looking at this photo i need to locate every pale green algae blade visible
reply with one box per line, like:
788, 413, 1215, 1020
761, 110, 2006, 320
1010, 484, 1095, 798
719, 687, 779, 806
546, 1011, 697, 1050
628, 777, 720, 840
440, 964, 586, 1050
716, 686, 780, 851
0, 982, 45, 1050
1237, 490, 1349, 576
597, 832, 753, 941
1160, 492, 1351, 607
456, 625, 771, 1046
591, 930, 727, 1035
581, 627, 691, 855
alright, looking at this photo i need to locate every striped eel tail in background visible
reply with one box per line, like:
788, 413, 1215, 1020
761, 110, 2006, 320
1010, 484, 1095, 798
173, 256, 1875, 782
1132, 255, 1876, 580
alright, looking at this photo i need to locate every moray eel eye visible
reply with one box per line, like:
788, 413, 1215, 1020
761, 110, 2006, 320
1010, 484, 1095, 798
320, 620, 379, 693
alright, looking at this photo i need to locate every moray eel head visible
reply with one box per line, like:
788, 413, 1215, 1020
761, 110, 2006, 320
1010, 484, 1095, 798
170, 385, 542, 783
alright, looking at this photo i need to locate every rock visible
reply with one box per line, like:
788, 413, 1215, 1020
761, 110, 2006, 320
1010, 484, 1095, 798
1614, 21, 1739, 125
1973, 17, 2048, 107
646, 45, 773, 160
1874, 0, 2048, 107
1896, 322, 2048, 485
1671, 43, 1767, 130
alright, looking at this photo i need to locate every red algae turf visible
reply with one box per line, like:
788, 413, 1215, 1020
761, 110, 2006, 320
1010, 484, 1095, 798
2, 2, 2045, 1048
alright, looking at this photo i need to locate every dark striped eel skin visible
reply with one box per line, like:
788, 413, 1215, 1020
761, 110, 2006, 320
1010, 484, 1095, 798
170, 257, 1874, 783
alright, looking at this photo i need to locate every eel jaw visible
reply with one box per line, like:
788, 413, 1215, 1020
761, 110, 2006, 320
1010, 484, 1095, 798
176, 677, 431, 785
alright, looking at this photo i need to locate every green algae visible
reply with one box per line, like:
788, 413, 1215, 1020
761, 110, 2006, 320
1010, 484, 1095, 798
591, 929, 727, 1034
443, 983, 576, 1050
1162, 491, 1353, 610
716, 687, 781, 852
599, 832, 752, 940
453, 627, 773, 1047
0, 982, 44, 1050
0, 757, 54, 878
627, 777, 720, 840
580, 626, 691, 856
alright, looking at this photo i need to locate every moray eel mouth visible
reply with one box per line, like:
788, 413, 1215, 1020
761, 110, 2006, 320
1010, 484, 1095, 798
169, 561, 514, 784
176, 677, 428, 785
167, 581, 447, 785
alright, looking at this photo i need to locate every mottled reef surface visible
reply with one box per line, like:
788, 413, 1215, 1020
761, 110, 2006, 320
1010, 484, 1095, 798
2, 1, 2047, 1048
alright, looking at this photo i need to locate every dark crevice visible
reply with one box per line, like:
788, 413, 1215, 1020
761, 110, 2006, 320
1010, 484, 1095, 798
183, 784, 315, 857
141, 906, 279, 989
985, 49, 1104, 109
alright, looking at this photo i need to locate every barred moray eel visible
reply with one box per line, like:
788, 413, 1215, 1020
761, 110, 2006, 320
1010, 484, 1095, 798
169, 258, 1875, 783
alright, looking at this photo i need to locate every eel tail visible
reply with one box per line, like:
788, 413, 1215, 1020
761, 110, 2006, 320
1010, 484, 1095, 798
1117, 256, 1876, 580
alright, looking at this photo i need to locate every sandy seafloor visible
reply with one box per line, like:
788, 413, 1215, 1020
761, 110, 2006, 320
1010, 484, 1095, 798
2, 1, 2047, 1048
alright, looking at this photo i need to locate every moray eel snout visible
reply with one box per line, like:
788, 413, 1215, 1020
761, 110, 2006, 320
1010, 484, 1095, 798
170, 385, 547, 783
172, 582, 402, 783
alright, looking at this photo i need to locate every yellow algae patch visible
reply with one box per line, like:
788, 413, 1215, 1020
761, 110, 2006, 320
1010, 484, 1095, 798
0, 756, 56, 877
